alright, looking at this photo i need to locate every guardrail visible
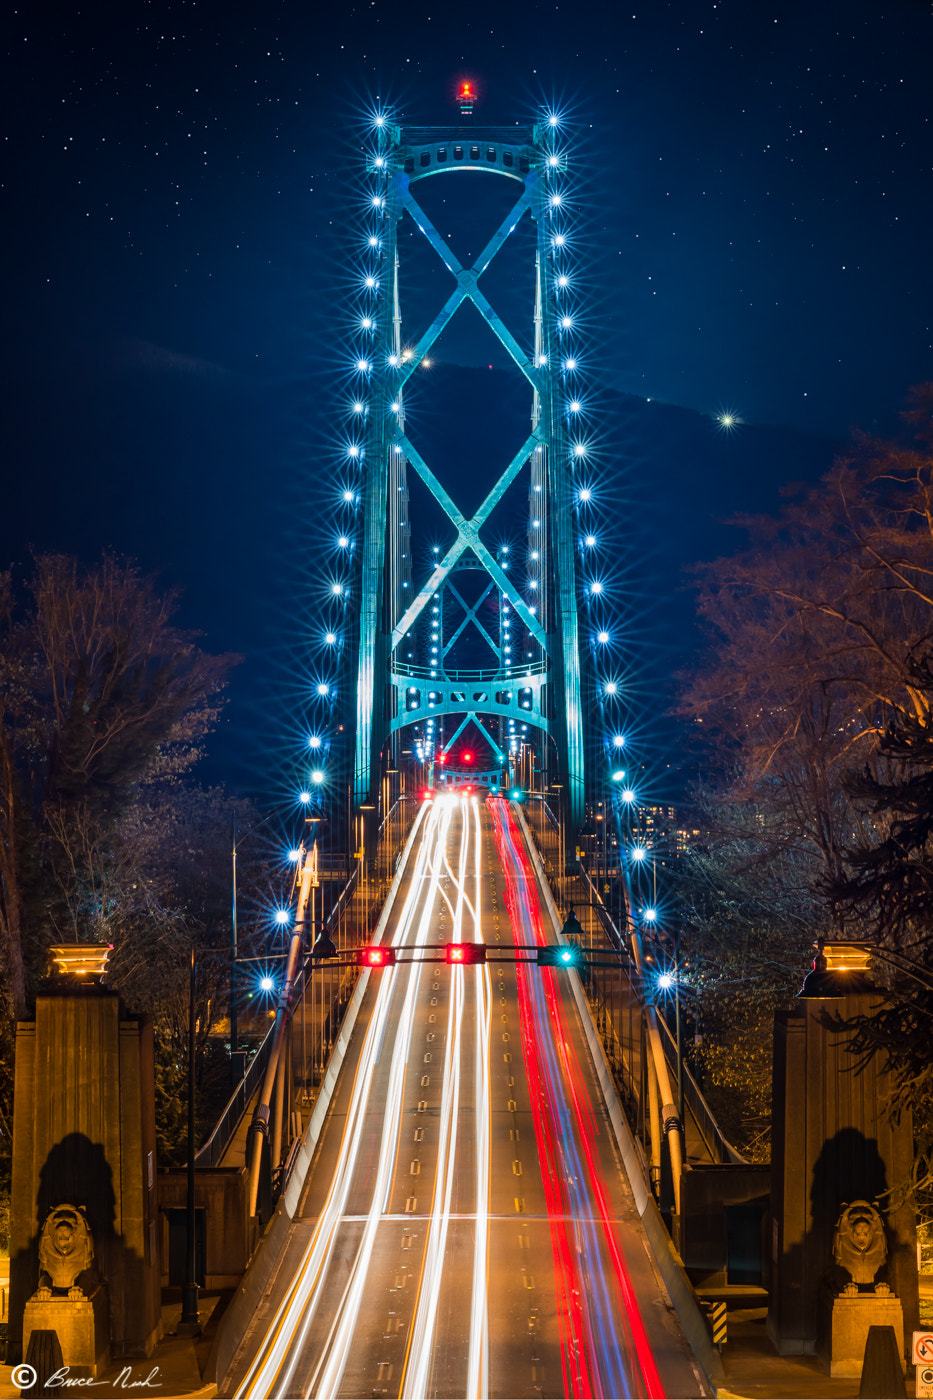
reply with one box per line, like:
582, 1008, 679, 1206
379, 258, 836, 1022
654, 1012, 745, 1165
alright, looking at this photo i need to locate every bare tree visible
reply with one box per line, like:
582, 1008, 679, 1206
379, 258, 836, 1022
680, 384, 933, 899
0, 553, 238, 1015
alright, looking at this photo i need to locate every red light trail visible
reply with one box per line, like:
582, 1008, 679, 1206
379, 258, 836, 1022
489, 797, 665, 1399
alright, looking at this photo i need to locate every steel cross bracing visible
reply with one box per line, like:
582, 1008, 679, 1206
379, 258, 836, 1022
352, 121, 586, 836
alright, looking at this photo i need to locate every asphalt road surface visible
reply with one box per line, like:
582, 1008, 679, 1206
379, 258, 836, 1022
227, 794, 704, 1399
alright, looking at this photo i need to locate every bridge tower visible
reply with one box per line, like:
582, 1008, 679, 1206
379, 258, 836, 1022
324, 108, 615, 845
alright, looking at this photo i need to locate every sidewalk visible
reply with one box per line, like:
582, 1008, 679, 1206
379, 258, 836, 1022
0, 1290, 228, 1400
715, 1306, 913, 1400
0, 1297, 919, 1397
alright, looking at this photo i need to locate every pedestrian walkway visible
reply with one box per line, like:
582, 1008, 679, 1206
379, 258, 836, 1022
715, 1306, 913, 1399
0, 1291, 226, 1399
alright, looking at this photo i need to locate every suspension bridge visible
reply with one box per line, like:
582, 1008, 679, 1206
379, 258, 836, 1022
193, 108, 746, 1400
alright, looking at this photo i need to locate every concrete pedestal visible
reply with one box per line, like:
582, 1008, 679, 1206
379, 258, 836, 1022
23, 1284, 110, 1378
817, 1290, 904, 1377
10, 990, 162, 1361
767, 994, 919, 1360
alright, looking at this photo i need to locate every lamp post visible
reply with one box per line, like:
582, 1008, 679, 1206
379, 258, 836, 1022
550, 783, 564, 901
179, 942, 201, 1333
359, 802, 376, 932
231, 809, 279, 1083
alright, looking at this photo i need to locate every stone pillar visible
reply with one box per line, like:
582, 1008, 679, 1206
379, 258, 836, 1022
768, 994, 919, 1362
9, 988, 162, 1362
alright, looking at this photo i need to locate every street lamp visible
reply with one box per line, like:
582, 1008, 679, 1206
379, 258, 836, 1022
179, 942, 201, 1334
657, 962, 684, 1126
793, 939, 918, 999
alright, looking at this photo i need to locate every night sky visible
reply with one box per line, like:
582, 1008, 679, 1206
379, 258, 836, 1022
3, 0, 931, 799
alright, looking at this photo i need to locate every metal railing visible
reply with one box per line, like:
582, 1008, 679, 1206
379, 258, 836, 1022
195, 1026, 277, 1168
391, 660, 549, 681
521, 802, 744, 1173
654, 1011, 745, 1165
196, 795, 418, 1172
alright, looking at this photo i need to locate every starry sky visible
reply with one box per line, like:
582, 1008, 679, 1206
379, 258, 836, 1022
2, 0, 931, 795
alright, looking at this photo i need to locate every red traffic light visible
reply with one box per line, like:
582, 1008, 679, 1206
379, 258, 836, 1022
356, 946, 397, 968
445, 942, 486, 965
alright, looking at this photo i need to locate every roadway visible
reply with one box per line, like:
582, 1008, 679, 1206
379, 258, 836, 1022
225, 794, 705, 1399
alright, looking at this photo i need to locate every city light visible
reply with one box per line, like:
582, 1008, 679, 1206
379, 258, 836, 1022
631, 846, 647, 862
274, 910, 290, 926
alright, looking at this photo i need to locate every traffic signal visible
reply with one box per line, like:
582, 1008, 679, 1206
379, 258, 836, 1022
538, 944, 584, 969
445, 942, 486, 965
356, 946, 397, 968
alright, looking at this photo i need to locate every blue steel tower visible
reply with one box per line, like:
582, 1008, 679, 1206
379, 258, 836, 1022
346, 110, 589, 841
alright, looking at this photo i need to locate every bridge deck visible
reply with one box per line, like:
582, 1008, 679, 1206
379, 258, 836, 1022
223, 797, 709, 1399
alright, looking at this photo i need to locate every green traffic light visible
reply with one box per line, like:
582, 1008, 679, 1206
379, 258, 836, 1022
537, 944, 583, 969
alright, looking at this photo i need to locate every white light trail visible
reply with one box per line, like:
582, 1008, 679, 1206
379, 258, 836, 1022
235, 796, 493, 1400
467, 797, 491, 1400
236, 804, 439, 1399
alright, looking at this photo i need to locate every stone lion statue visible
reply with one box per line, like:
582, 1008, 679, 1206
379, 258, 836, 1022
34, 1205, 95, 1300
832, 1200, 891, 1296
